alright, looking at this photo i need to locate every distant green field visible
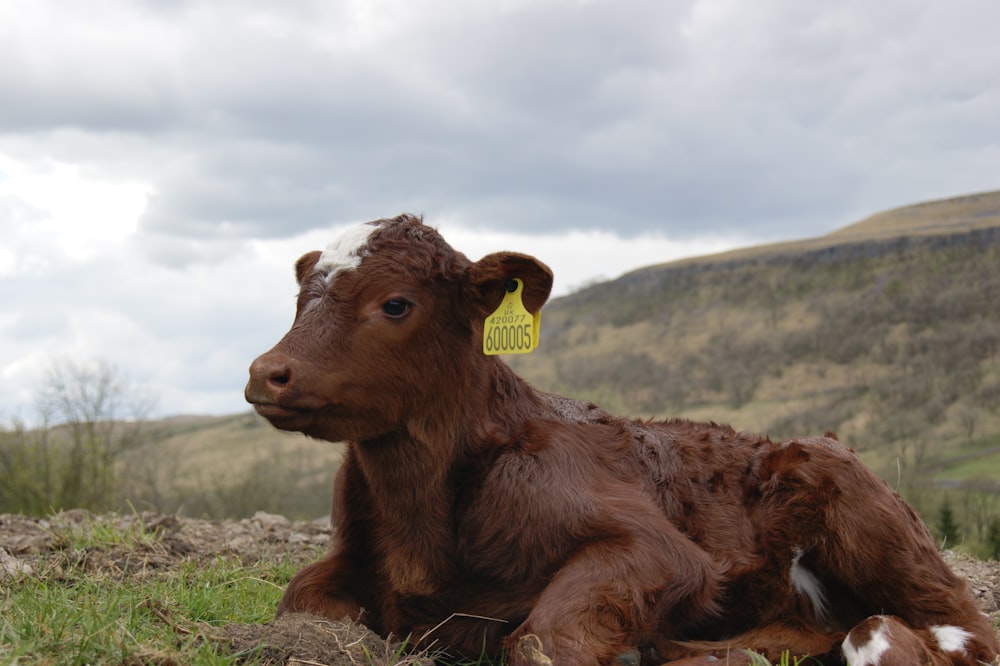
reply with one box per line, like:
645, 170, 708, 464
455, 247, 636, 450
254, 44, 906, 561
933, 433, 1000, 484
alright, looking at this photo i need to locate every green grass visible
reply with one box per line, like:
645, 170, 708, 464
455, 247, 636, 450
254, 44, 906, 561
937, 451, 1000, 484
0, 513, 491, 665
46, 508, 160, 552
0, 516, 292, 665
762, 651, 825, 666
932, 432, 1000, 483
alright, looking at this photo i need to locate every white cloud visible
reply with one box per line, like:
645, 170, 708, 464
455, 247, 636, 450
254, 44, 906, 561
0, 154, 151, 270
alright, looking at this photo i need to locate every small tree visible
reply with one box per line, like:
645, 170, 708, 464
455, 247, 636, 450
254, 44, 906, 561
959, 478, 1000, 543
0, 419, 51, 514
0, 358, 154, 514
937, 496, 961, 549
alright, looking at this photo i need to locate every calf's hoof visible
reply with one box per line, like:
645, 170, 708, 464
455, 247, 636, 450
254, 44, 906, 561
516, 634, 553, 665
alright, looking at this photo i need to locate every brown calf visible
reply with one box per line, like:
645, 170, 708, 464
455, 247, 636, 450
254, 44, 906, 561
245, 214, 999, 665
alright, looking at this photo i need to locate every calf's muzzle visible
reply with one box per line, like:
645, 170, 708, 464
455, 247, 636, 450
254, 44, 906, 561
245, 353, 294, 406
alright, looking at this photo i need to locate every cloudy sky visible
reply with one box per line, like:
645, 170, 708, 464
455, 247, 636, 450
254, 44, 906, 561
2, 0, 999, 421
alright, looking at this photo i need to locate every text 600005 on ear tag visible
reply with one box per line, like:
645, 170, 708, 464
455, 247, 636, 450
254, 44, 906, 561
483, 278, 541, 355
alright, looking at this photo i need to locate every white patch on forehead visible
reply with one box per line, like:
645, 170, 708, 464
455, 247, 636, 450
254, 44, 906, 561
930, 625, 971, 654
842, 616, 891, 666
314, 222, 378, 282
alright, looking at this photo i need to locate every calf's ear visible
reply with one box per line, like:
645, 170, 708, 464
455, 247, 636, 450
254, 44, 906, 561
467, 252, 554, 315
294, 250, 322, 285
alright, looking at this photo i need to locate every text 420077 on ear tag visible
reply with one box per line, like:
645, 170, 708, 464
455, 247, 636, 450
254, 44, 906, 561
483, 279, 541, 355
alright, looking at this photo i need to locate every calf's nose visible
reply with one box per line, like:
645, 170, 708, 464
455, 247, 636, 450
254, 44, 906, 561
245, 355, 293, 404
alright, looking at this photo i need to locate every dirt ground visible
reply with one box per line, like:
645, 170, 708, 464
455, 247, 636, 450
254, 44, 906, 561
2, 509, 999, 665
0, 510, 431, 666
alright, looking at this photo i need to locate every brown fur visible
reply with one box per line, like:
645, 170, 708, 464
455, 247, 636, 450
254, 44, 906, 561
245, 214, 1000, 665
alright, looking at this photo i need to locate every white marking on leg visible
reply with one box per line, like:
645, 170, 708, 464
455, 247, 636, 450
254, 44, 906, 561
930, 625, 971, 654
842, 616, 891, 666
789, 547, 828, 619
315, 222, 378, 283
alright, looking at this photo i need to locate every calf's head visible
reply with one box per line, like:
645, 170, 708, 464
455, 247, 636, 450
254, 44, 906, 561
245, 214, 553, 443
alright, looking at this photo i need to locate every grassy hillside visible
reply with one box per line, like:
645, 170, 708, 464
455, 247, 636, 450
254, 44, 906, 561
508, 191, 1000, 547
115, 412, 344, 520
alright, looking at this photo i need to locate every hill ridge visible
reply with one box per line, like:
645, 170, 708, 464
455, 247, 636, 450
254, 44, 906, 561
559, 222, 1000, 307
588, 189, 1000, 290
829, 189, 1000, 240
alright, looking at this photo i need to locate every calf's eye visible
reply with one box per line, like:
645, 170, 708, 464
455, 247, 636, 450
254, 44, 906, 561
381, 299, 411, 318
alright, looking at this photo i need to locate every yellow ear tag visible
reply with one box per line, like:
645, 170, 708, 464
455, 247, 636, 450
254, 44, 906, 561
483, 279, 541, 355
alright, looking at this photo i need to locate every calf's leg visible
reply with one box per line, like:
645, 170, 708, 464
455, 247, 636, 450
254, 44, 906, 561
814, 477, 999, 663
504, 520, 723, 666
277, 552, 374, 628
